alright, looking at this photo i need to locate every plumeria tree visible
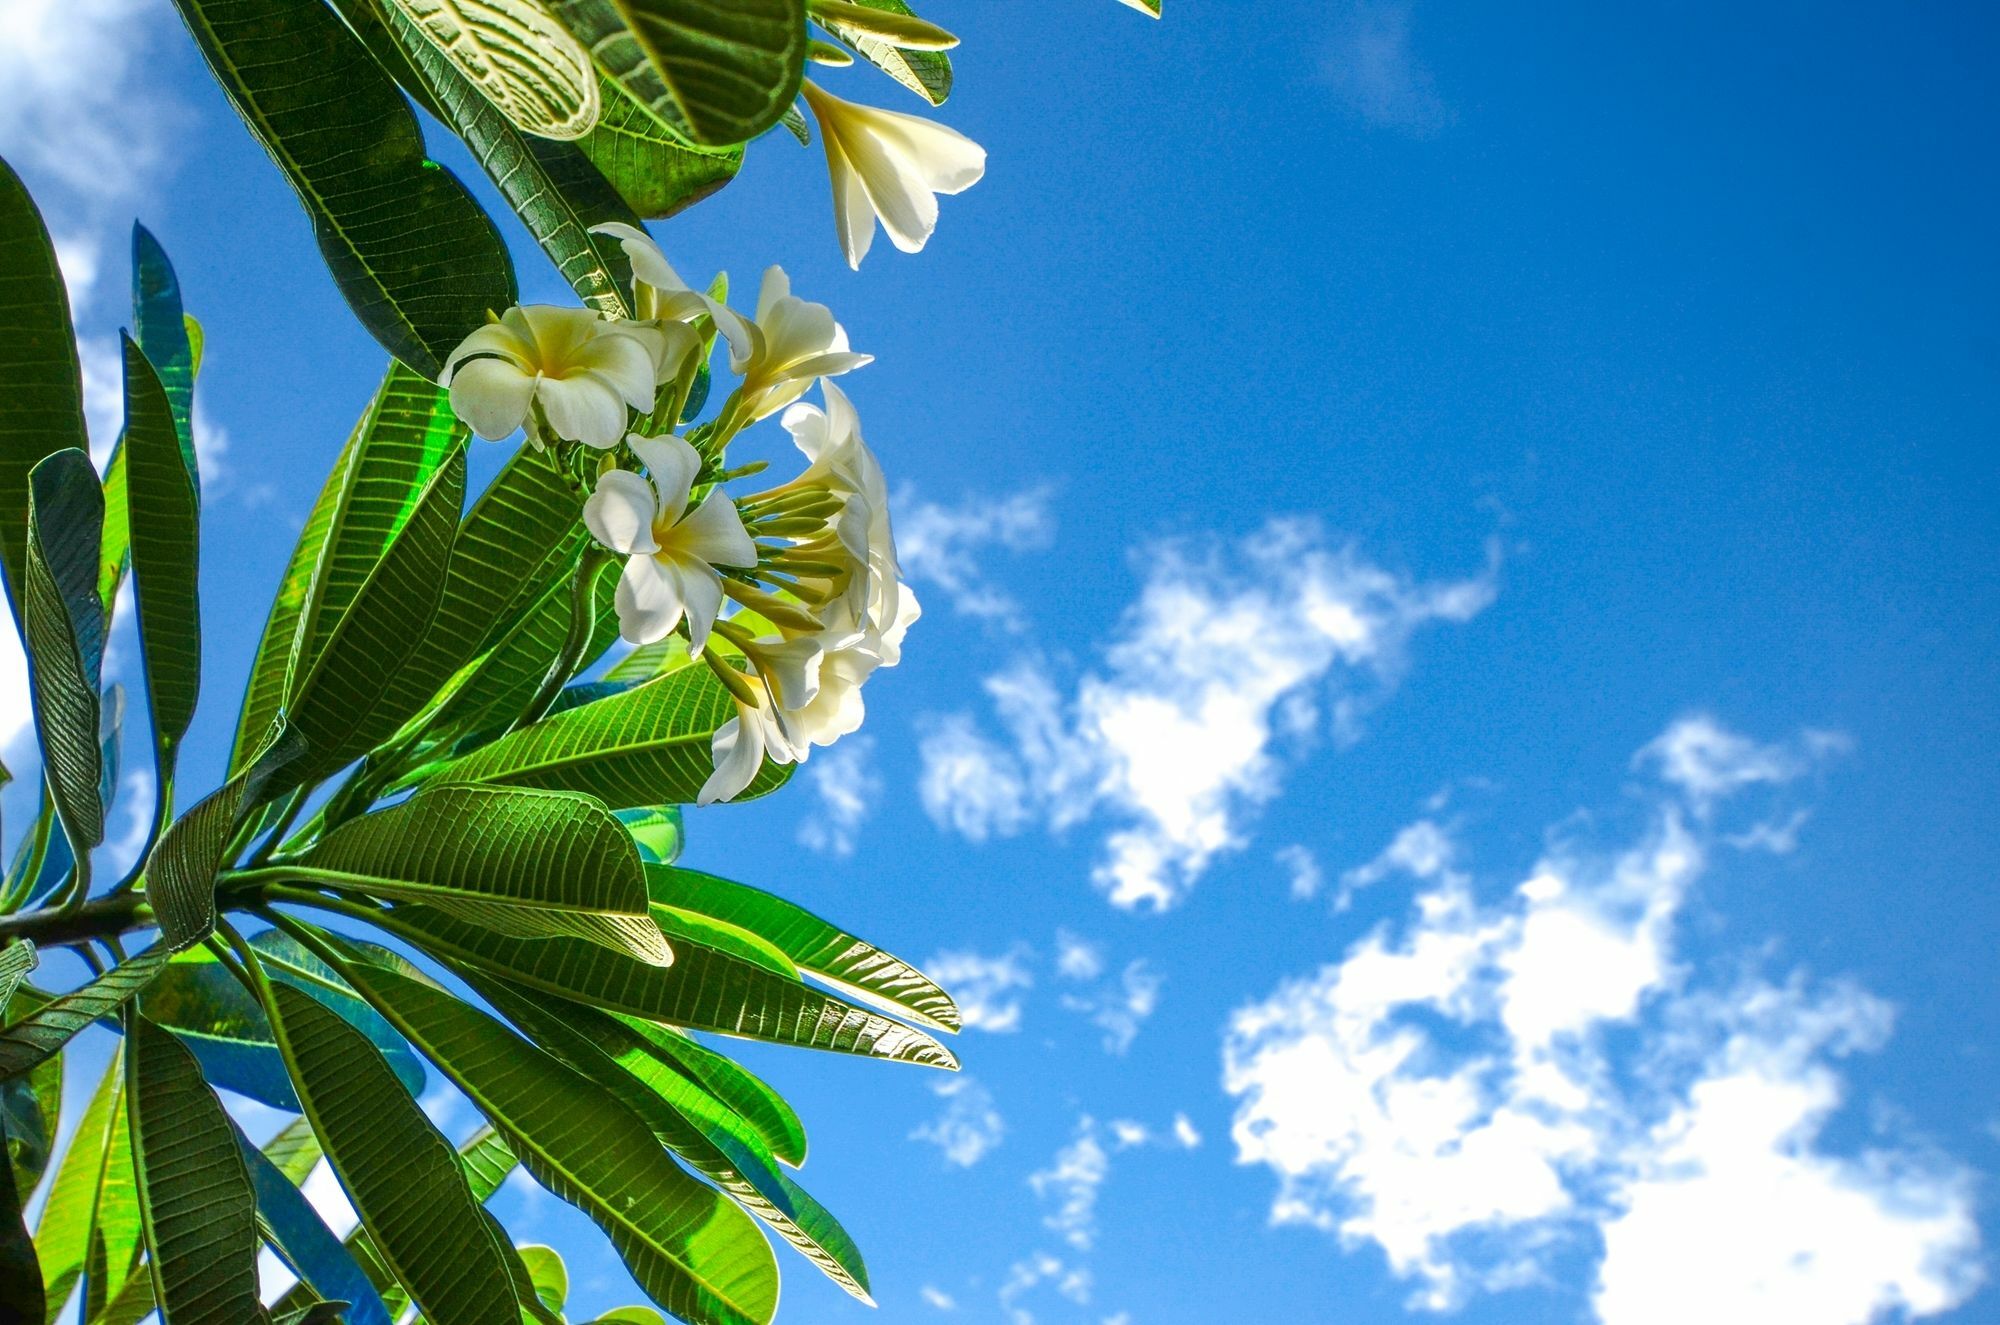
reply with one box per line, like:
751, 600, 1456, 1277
0, 0, 1156, 1321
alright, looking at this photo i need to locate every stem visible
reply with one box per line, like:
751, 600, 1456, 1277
516, 546, 611, 729
0, 890, 146, 950
243, 787, 308, 869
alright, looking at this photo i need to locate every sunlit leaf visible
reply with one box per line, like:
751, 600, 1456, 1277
388, 0, 600, 139
121, 334, 202, 781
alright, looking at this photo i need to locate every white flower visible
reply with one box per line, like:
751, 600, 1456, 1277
583, 435, 757, 649
589, 221, 754, 348
799, 79, 986, 270
699, 683, 806, 806
725, 267, 873, 425
779, 381, 917, 658
441, 305, 663, 448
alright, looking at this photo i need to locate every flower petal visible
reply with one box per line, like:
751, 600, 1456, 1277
756, 266, 792, 324
589, 221, 687, 294
615, 554, 685, 644
699, 710, 762, 805
785, 350, 874, 381
583, 470, 660, 556
442, 318, 533, 381
781, 401, 830, 462
663, 555, 726, 654
673, 493, 758, 569
538, 374, 629, 448
446, 357, 536, 441
628, 434, 701, 526
579, 328, 663, 411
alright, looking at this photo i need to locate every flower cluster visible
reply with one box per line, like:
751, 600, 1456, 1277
439, 223, 918, 806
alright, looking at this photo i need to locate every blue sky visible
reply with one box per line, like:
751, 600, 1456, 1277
3, 1, 1998, 1322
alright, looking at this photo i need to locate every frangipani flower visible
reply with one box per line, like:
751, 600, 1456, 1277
441, 305, 662, 448
700, 682, 805, 806
799, 79, 986, 270
589, 221, 752, 351
584, 434, 757, 650
725, 267, 873, 425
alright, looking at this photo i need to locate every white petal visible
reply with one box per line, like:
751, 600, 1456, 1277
446, 357, 535, 441
756, 267, 792, 323
537, 375, 629, 448
785, 350, 874, 381
699, 711, 762, 805
578, 329, 662, 410
583, 471, 660, 556
663, 556, 726, 655
857, 103, 986, 194
781, 401, 830, 462
708, 302, 757, 372
812, 114, 877, 270
752, 635, 825, 709
615, 554, 685, 644
442, 318, 532, 381
513, 305, 602, 363
627, 434, 701, 526
589, 220, 688, 294
877, 582, 920, 666
820, 379, 862, 444
673, 494, 758, 569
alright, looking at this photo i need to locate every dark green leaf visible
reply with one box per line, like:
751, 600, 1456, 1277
577, 75, 742, 219
423, 665, 790, 807
0, 154, 88, 608
169, 0, 516, 375
549, 0, 805, 147
374, 904, 957, 1067
22, 450, 106, 878
0, 949, 165, 1084
123, 1010, 270, 1323
122, 334, 202, 773
265, 982, 520, 1325
333, 956, 780, 1325
130, 224, 197, 484
0, 1102, 44, 1323
145, 725, 308, 951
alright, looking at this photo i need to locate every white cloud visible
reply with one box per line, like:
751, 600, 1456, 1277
1059, 960, 1160, 1055
1054, 930, 1105, 981
1336, 816, 1460, 909
798, 737, 878, 856
898, 487, 1055, 629
922, 520, 1496, 909
925, 947, 1034, 1033
998, 1253, 1092, 1325
1277, 843, 1325, 900
1029, 1120, 1113, 1252
1635, 714, 1841, 816
920, 1284, 958, 1311
911, 1075, 1005, 1168
1324, 2, 1451, 135
0, 0, 190, 309
1222, 718, 1980, 1322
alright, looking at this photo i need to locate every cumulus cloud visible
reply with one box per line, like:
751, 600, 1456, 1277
1030, 1121, 1113, 1252
1276, 843, 1325, 901
998, 1253, 1093, 1325
1324, 2, 1451, 135
926, 947, 1034, 1033
921, 520, 1496, 909
898, 487, 1056, 629
797, 737, 879, 856
1059, 959, 1161, 1055
1335, 816, 1461, 909
920, 1284, 958, 1310
911, 1076, 1006, 1167
1222, 718, 1980, 1322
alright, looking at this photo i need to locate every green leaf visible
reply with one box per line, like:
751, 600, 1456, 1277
0, 155, 88, 610
516, 1245, 568, 1314
264, 982, 520, 1325
0, 951, 167, 1085
1117, 0, 1161, 15
232, 363, 462, 774
0, 1101, 44, 1323
169, 0, 517, 376
484, 986, 869, 1302
332, 956, 780, 1325
422, 665, 790, 807
373, 904, 958, 1067
123, 1010, 271, 1324
0, 943, 35, 1011
603, 1021, 807, 1168
648, 904, 796, 978
549, 0, 805, 147
32, 1057, 124, 1322
121, 334, 202, 778
811, 0, 951, 103
649, 866, 959, 1031
372, 1, 640, 317
95, 441, 130, 628
234, 1118, 393, 1325
130, 225, 198, 485
286, 448, 465, 779
282, 785, 667, 963
23, 450, 106, 879
145, 726, 309, 952
577, 75, 742, 218
387, 0, 600, 139
262, 1114, 324, 1185
618, 804, 683, 863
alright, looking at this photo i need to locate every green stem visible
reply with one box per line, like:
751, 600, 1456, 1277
515, 545, 610, 730
0, 892, 149, 950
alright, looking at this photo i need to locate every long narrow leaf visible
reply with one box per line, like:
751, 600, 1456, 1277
0, 154, 88, 609
607, 1022, 807, 1168
130, 225, 197, 482
168, 0, 515, 375
332, 956, 781, 1325
122, 334, 202, 779
0, 1103, 44, 1322
22, 451, 106, 878
232, 1119, 392, 1325
0, 947, 166, 1081
264, 982, 519, 1325
145, 725, 308, 951
124, 1010, 270, 1323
